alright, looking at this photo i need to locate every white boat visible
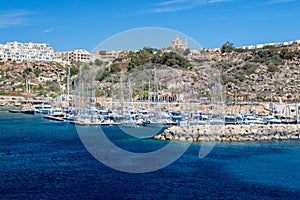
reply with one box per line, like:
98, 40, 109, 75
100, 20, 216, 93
48, 108, 65, 117
264, 115, 282, 124
35, 103, 52, 114
242, 114, 266, 125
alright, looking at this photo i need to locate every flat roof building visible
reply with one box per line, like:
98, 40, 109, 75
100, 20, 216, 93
0, 41, 55, 62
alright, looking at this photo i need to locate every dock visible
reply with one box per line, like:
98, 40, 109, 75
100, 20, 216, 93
70, 121, 121, 126
44, 115, 65, 121
8, 109, 22, 113
162, 122, 178, 126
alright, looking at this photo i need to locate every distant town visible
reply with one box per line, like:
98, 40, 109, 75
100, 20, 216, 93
1, 36, 299, 64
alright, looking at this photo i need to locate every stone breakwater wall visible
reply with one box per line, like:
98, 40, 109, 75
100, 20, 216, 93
154, 125, 300, 142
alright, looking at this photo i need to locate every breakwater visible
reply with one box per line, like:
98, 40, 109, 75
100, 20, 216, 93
154, 124, 300, 142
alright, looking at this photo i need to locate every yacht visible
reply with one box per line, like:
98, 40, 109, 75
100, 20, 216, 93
242, 114, 266, 125
264, 115, 282, 124
35, 103, 52, 114
48, 108, 65, 117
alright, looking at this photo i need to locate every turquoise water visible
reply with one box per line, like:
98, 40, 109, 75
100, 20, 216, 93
0, 112, 299, 199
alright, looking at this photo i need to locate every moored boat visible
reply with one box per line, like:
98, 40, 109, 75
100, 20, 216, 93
22, 107, 35, 115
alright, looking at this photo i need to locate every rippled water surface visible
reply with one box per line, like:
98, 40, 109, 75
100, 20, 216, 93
1, 112, 299, 199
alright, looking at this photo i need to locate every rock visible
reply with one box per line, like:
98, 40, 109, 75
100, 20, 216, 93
153, 135, 161, 140
178, 136, 186, 142
186, 136, 193, 142
165, 133, 173, 141
174, 135, 179, 140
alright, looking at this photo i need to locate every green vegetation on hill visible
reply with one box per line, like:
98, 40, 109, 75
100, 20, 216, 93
97, 47, 192, 82
125, 47, 192, 70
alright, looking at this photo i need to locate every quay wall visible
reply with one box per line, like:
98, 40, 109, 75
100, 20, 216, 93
154, 124, 300, 142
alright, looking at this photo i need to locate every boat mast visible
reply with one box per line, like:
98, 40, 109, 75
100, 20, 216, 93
120, 76, 124, 115
67, 66, 70, 105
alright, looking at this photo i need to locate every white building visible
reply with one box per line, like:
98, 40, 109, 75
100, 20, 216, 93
240, 39, 300, 50
0, 41, 55, 62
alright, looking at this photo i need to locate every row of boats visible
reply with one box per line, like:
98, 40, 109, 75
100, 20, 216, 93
11, 102, 300, 126
225, 113, 299, 125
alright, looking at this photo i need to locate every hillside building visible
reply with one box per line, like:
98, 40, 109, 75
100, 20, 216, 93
172, 35, 188, 50
59, 49, 91, 63
0, 41, 55, 62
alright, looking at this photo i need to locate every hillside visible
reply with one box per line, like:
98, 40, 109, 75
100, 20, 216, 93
0, 42, 300, 103
0, 62, 67, 98
96, 43, 300, 103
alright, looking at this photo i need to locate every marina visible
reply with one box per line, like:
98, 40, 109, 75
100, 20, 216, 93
5, 94, 300, 129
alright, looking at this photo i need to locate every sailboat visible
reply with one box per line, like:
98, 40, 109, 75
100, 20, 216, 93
22, 77, 35, 114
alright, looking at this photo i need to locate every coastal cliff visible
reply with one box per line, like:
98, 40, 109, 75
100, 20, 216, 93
154, 125, 300, 142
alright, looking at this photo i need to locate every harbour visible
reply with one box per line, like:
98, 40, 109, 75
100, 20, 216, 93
1, 0, 300, 199
0, 112, 299, 199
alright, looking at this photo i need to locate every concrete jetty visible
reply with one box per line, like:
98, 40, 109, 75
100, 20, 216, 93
44, 115, 65, 121
8, 109, 22, 113
154, 124, 300, 142
70, 121, 121, 126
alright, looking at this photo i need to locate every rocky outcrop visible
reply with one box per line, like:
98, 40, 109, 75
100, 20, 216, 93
154, 125, 300, 142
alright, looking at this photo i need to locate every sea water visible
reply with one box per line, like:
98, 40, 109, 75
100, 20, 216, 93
0, 112, 299, 199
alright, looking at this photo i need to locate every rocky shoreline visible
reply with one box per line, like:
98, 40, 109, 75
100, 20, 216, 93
154, 124, 300, 142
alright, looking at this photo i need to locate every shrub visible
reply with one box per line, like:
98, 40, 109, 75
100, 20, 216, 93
99, 50, 107, 55
110, 63, 122, 73
234, 72, 245, 82
34, 68, 42, 77
95, 59, 103, 66
267, 65, 281, 73
242, 63, 258, 75
70, 67, 79, 76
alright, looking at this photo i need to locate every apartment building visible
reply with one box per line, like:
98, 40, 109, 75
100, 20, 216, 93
0, 41, 55, 62
59, 49, 91, 63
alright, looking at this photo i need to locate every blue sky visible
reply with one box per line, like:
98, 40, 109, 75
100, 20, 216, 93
0, 0, 299, 51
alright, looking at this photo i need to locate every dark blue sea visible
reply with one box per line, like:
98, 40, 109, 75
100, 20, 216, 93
1, 112, 300, 199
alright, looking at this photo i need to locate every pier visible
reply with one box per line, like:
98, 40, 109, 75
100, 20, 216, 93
43, 116, 65, 121
70, 121, 121, 126
155, 124, 300, 142
8, 109, 22, 113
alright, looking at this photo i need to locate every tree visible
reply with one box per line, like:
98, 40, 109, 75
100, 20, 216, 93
221, 41, 234, 54
70, 67, 79, 76
34, 68, 42, 77
99, 50, 107, 55
23, 68, 32, 77
95, 59, 103, 66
